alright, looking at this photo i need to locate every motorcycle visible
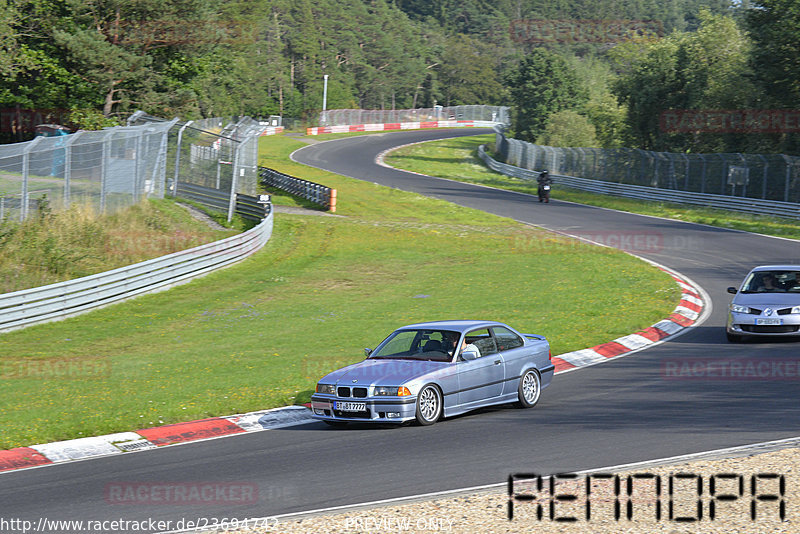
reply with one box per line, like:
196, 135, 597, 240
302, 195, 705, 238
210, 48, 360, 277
538, 183, 551, 203
537, 171, 552, 203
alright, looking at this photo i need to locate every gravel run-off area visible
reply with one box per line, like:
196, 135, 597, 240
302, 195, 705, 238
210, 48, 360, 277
218, 441, 798, 534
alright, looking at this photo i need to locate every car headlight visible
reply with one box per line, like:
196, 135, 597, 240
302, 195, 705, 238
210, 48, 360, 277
373, 386, 411, 396
316, 383, 335, 395
730, 303, 751, 314
791, 306, 800, 314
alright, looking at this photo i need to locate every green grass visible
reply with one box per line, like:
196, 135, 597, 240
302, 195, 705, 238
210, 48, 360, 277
0, 134, 681, 449
0, 199, 236, 294
384, 134, 800, 240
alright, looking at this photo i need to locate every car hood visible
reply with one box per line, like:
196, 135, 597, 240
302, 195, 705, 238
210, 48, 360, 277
322, 358, 451, 386
733, 293, 800, 307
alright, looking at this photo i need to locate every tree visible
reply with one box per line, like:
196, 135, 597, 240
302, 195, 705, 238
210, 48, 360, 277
438, 34, 506, 106
585, 93, 630, 148
0, 0, 25, 77
66, 108, 121, 130
612, 36, 683, 150
746, 0, 800, 152
536, 110, 598, 147
505, 48, 587, 142
613, 11, 757, 152
53, 28, 155, 117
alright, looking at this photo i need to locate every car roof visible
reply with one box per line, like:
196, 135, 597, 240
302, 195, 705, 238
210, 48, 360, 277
399, 320, 507, 333
749, 265, 800, 272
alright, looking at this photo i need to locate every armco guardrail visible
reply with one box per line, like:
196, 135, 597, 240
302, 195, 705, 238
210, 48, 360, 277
259, 166, 337, 212
235, 192, 271, 221
317, 105, 510, 128
177, 182, 230, 213
176, 182, 270, 222
0, 211, 273, 333
494, 130, 800, 204
306, 119, 502, 135
478, 145, 800, 219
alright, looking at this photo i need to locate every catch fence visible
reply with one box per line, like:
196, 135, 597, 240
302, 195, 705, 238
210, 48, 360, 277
0, 119, 177, 221
129, 112, 265, 221
0, 112, 270, 224
496, 132, 800, 204
318, 105, 509, 127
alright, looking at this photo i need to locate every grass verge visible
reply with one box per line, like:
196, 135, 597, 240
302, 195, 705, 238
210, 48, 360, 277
0, 199, 236, 294
0, 134, 679, 449
384, 134, 800, 240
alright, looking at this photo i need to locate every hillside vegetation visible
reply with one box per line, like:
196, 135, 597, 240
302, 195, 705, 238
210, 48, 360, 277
5, 0, 798, 154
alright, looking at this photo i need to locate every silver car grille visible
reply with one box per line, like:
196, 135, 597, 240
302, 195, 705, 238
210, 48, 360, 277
337, 386, 368, 398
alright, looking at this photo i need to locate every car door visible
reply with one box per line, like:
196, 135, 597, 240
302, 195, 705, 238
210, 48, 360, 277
491, 325, 527, 395
457, 328, 504, 406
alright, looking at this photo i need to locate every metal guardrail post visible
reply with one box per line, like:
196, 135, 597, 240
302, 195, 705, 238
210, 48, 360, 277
757, 154, 768, 199
154, 119, 178, 198
100, 130, 114, 212
63, 132, 80, 208
737, 153, 747, 198
20, 137, 44, 221
172, 121, 193, 197
228, 142, 242, 222
782, 155, 792, 203
133, 131, 142, 203
126, 110, 145, 126
680, 153, 690, 190
698, 154, 707, 194
716, 154, 726, 195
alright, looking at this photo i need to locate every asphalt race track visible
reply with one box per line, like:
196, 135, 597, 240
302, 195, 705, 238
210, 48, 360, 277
2, 128, 800, 532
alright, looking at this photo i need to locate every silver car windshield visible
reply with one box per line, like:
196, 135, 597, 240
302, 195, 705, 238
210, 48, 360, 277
370, 329, 459, 362
741, 271, 800, 293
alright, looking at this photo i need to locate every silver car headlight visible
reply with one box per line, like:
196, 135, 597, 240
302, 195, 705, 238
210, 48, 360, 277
730, 303, 751, 314
316, 383, 335, 395
791, 306, 800, 314
373, 386, 411, 396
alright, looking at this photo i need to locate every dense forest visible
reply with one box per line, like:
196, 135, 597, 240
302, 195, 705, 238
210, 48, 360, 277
2, 0, 799, 154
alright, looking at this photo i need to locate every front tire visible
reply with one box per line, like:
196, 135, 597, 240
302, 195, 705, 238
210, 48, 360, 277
323, 420, 347, 428
726, 331, 742, 343
415, 385, 442, 426
516, 369, 541, 408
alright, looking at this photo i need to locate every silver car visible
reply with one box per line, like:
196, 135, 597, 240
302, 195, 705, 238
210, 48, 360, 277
310, 320, 553, 426
726, 265, 800, 342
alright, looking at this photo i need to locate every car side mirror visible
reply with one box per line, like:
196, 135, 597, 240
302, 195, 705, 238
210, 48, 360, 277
364, 348, 373, 357
461, 349, 479, 361
727, 287, 738, 294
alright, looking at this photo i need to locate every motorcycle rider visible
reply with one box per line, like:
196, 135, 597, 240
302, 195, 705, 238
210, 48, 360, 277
537, 170, 552, 203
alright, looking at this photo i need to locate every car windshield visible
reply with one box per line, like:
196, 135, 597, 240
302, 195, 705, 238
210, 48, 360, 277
741, 270, 800, 293
369, 329, 459, 362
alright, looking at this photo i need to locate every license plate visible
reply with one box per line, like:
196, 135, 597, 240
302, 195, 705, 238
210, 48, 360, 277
334, 401, 367, 412
543, 185, 550, 190
756, 318, 782, 325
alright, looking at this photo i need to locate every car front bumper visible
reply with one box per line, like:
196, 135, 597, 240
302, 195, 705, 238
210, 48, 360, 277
727, 311, 800, 336
310, 394, 418, 423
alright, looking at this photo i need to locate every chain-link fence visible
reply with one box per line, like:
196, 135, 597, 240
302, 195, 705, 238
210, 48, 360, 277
496, 133, 800, 203
128, 112, 262, 200
0, 119, 178, 221
319, 105, 510, 127
0, 113, 267, 224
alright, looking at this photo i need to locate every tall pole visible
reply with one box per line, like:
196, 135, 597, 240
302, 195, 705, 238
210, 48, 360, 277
172, 120, 193, 197
322, 74, 329, 125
